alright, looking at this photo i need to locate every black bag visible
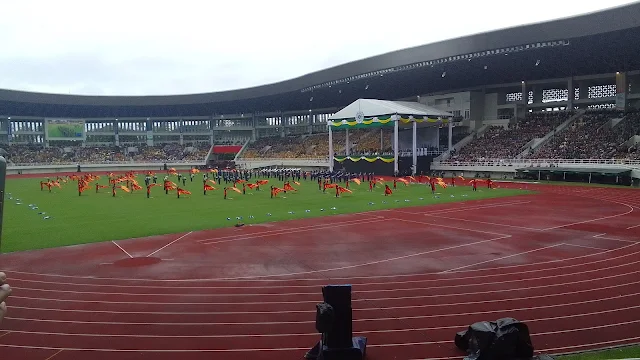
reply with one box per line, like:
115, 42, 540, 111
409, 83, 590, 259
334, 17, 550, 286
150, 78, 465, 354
315, 302, 334, 334
454, 318, 534, 360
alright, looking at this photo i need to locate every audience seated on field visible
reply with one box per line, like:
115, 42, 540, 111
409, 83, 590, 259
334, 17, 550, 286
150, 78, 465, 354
449, 111, 572, 162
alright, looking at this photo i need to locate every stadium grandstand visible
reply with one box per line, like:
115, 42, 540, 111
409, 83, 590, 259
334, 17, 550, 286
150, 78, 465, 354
3, 3, 640, 360
0, 2, 639, 184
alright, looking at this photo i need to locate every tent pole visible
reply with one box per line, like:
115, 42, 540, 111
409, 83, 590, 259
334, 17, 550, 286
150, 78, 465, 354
448, 119, 453, 153
393, 117, 399, 176
412, 120, 417, 176
345, 128, 350, 157
328, 125, 334, 172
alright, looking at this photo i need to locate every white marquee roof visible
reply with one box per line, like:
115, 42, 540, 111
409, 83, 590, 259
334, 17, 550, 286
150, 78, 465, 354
328, 98, 453, 121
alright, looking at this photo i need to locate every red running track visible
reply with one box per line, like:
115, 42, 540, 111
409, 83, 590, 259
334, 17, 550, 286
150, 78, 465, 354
1, 182, 640, 360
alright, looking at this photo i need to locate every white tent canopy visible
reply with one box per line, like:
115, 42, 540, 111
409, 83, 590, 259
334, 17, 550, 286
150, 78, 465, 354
329, 98, 453, 121
327, 99, 455, 175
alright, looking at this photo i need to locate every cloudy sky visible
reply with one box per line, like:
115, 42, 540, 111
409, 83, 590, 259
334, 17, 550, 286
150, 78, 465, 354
0, 0, 635, 96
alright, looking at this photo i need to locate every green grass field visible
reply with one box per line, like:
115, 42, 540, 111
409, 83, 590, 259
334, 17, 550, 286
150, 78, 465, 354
1, 175, 530, 253
556, 345, 640, 359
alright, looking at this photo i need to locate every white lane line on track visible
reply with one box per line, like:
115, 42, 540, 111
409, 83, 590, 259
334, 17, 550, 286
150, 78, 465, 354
561, 243, 608, 251
5, 304, 640, 338
7, 291, 640, 325
5, 240, 640, 286
627, 224, 640, 229
0, 320, 638, 352
200, 218, 384, 245
390, 218, 510, 237
392, 200, 532, 216
426, 214, 540, 231
438, 244, 564, 274
146, 231, 193, 257
16, 234, 514, 283
2, 191, 637, 282
541, 199, 635, 231
10, 268, 640, 306
10, 278, 640, 315
196, 216, 386, 244
111, 241, 132, 258
593, 233, 637, 243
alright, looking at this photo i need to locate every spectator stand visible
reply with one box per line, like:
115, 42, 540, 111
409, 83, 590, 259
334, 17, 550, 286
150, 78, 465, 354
519, 110, 584, 158
327, 99, 452, 175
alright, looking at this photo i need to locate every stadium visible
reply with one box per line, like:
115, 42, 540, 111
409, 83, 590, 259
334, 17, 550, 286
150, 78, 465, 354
0, 2, 640, 360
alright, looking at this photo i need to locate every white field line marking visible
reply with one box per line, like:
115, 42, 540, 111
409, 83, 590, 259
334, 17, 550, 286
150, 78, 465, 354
146, 231, 193, 257
538, 336, 640, 355
6, 292, 640, 326
627, 224, 640, 229
4, 237, 639, 284
593, 233, 638, 243
391, 218, 510, 237
111, 241, 132, 258
541, 200, 634, 231
11, 279, 640, 315
8, 241, 639, 288
561, 243, 608, 251
6, 304, 640, 339
438, 244, 564, 273
427, 214, 540, 231
201, 218, 383, 245
196, 216, 386, 244
392, 200, 531, 216
429, 200, 533, 215
421, 241, 638, 275
11, 266, 640, 305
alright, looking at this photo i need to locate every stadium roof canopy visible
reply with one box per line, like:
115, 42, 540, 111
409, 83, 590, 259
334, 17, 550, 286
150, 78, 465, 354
328, 99, 452, 129
516, 167, 632, 175
1, 2, 640, 118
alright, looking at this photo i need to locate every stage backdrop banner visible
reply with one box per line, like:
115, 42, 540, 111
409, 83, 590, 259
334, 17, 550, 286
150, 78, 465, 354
45, 119, 86, 141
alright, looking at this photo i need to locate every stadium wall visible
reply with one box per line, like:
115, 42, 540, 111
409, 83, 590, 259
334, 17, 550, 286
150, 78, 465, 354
6, 162, 204, 175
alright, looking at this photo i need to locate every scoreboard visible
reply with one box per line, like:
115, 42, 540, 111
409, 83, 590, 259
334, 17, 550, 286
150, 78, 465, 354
45, 118, 86, 141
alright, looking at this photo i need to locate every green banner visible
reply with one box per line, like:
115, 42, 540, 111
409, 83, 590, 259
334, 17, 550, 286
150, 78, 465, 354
333, 156, 395, 163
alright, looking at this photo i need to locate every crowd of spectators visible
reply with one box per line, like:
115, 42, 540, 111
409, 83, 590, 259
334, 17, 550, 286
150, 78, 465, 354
241, 129, 398, 159
530, 110, 627, 159
1, 143, 211, 165
128, 143, 211, 162
448, 111, 572, 162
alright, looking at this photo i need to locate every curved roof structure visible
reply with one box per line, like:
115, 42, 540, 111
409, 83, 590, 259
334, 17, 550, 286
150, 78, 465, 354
2, 2, 640, 117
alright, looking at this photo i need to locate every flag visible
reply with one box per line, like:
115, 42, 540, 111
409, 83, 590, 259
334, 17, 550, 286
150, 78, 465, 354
293, 181, 301, 186
324, 183, 337, 189
246, 183, 258, 189
351, 178, 361, 185
397, 178, 409, 185
256, 180, 269, 185
177, 188, 191, 196
284, 183, 297, 192
120, 186, 130, 193
337, 186, 352, 194
385, 187, 393, 195
230, 187, 242, 194
204, 184, 216, 191
208, 179, 217, 185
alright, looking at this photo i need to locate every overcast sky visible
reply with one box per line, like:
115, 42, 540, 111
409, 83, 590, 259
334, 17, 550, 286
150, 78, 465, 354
0, 0, 636, 96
